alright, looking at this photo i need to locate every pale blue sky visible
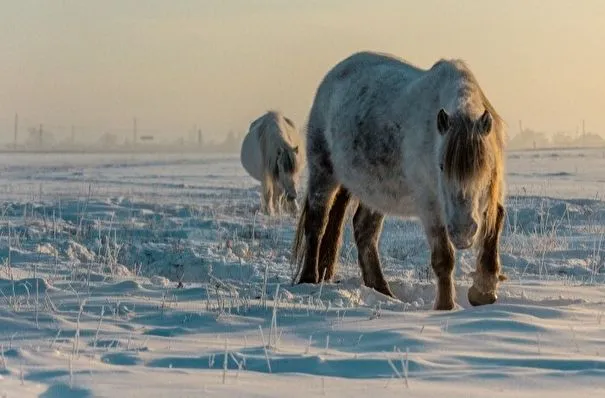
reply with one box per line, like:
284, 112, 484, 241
1, 0, 604, 142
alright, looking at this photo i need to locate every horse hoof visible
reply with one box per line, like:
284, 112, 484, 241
373, 284, 395, 299
467, 285, 497, 307
433, 300, 455, 311
297, 275, 319, 284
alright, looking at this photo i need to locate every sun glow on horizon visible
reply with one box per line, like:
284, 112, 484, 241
1, 0, 604, 144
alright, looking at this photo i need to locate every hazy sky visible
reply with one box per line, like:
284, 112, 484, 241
1, 0, 604, 143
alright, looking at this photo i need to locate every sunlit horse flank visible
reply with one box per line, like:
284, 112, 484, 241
292, 51, 507, 309
240, 110, 304, 216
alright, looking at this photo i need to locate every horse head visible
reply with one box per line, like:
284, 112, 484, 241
275, 145, 300, 204
436, 108, 497, 250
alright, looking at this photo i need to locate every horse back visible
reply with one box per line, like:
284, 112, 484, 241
320, 52, 422, 93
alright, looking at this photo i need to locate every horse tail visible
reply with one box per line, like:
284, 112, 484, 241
290, 196, 308, 285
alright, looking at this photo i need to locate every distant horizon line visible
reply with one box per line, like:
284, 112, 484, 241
1, 143, 604, 156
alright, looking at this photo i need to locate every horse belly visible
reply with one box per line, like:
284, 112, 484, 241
240, 133, 263, 181
335, 160, 417, 217
358, 189, 418, 217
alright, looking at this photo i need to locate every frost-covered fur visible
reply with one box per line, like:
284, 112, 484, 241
292, 51, 507, 309
241, 110, 305, 216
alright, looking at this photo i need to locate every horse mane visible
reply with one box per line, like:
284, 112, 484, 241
257, 110, 300, 178
442, 114, 495, 188
284, 116, 296, 129
437, 60, 506, 236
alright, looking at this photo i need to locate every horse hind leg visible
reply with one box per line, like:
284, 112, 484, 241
294, 123, 340, 284
352, 203, 394, 297
296, 172, 339, 284
297, 185, 340, 283
317, 186, 351, 282
468, 203, 507, 306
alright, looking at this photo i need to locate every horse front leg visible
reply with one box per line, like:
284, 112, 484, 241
283, 198, 298, 216
468, 203, 507, 306
428, 225, 456, 310
272, 186, 283, 215
261, 174, 275, 216
419, 207, 456, 310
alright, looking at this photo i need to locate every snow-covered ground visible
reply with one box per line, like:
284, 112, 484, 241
0, 148, 604, 397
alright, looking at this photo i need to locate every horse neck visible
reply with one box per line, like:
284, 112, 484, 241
402, 67, 487, 122
279, 127, 300, 154
433, 63, 487, 118
386, 70, 457, 127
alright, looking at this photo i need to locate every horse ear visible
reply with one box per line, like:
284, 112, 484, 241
437, 109, 450, 135
292, 146, 299, 154
478, 110, 492, 136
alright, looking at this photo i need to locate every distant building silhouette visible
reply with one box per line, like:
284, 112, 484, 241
508, 128, 604, 150
508, 129, 549, 150
98, 132, 118, 147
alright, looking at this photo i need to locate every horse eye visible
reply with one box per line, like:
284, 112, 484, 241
439, 163, 444, 171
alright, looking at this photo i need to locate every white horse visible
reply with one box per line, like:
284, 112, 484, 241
240, 110, 305, 216
292, 51, 507, 310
